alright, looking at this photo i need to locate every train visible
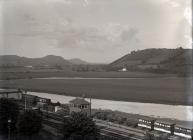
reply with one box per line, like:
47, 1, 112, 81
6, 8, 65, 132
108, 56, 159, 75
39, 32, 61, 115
137, 117, 193, 139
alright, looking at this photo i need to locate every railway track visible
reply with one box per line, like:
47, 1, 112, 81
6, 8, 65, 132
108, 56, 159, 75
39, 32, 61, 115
101, 127, 144, 140
42, 119, 63, 130
43, 119, 143, 140
40, 111, 147, 139
42, 111, 64, 122
100, 129, 143, 140
94, 119, 145, 136
42, 113, 145, 140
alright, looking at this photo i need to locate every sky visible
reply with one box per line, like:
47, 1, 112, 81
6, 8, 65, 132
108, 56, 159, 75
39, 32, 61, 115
0, 0, 192, 63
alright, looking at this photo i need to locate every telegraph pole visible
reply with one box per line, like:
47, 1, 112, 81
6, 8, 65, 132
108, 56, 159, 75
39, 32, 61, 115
89, 97, 92, 117
24, 90, 27, 111
8, 119, 11, 140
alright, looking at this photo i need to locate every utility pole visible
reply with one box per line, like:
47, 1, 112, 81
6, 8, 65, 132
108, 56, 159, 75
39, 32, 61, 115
89, 97, 92, 117
24, 90, 27, 111
8, 119, 11, 140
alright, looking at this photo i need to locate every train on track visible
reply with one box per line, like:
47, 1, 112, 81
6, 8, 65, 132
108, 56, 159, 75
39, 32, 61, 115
41, 109, 193, 140
137, 117, 193, 139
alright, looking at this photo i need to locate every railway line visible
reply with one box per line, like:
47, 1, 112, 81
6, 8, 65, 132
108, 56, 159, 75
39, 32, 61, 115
42, 119, 63, 130
100, 127, 144, 140
42, 112, 145, 140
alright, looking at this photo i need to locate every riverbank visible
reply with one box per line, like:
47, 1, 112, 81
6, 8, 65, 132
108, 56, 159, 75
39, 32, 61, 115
11, 90, 193, 121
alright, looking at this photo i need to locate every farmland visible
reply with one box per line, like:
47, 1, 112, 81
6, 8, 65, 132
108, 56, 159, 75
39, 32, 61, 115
0, 70, 176, 80
0, 76, 192, 106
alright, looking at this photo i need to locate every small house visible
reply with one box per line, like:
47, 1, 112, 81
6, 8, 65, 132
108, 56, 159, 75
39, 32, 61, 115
69, 97, 91, 115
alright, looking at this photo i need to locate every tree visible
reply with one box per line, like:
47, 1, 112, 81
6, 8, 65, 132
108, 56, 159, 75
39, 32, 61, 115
68, 134, 83, 140
62, 112, 99, 140
0, 98, 19, 137
17, 110, 42, 139
158, 133, 169, 140
143, 132, 154, 140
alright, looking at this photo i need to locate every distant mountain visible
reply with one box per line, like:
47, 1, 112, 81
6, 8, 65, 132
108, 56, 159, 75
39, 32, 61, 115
0, 55, 107, 72
108, 48, 192, 74
68, 58, 89, 65
0, 55, 71, 67
1, 48, 192, 74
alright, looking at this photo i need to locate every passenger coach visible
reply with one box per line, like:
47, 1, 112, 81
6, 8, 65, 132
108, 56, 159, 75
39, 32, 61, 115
154, 120, 175, 134
137, 117, 155, 130
174, 124, 193, 139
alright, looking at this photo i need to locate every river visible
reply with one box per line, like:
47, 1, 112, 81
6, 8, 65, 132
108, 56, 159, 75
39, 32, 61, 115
27, 91, 193, 121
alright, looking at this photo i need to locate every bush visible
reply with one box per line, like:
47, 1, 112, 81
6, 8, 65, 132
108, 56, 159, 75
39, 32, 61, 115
62, 112, 99, 140
17, 110, 42, 138
0, 98, 19, 137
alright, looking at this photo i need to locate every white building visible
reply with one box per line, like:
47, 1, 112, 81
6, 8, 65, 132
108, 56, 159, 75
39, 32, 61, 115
119, 67, 127, 72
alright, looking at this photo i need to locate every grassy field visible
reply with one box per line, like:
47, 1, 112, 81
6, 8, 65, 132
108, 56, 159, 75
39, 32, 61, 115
0, 70, 176, 80
0, 77, 192, 105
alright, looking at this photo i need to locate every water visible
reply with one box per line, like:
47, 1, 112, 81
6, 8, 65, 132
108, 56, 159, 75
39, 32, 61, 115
35, 77, 179, 80
36, 77, 146, 80
27, 91, 193, 121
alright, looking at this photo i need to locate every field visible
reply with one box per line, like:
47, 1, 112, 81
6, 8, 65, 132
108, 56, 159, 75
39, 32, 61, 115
0, 70, 176, 80
0, 77, 192, 105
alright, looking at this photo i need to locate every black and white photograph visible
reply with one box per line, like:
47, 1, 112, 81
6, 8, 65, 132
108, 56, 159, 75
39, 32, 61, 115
0, 0, 192, 140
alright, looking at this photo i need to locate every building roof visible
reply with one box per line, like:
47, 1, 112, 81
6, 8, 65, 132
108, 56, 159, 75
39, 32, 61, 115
155, 119, 175, 125
138, 116, 156, 121
0, 89, 21, 94
175, 122, 193, 129
69, 98, 90, 105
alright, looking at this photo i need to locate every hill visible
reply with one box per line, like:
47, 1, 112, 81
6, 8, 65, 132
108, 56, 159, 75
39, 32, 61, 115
0, 55, 105, 72
0, 48, 192, 75
108, 48, 192, 75
68, 58, 89, 65
0, 55, 71, 68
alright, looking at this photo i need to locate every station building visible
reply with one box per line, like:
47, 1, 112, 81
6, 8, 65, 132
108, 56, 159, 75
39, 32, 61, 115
69, 97, 91, 115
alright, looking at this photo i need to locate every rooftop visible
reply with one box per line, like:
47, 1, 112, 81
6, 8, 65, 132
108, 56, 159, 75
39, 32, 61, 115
69, 98, 90, 105
155, 120, 175, 125
138, 116, 156, 121
0, 89, 21, 94
175, 122, 193, 129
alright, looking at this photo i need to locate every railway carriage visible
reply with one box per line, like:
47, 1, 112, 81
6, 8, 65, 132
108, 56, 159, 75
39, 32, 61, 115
154, 120, 175, 134
137, 117, 155, 130
174, 124, 193, 139
36, 97, 51, 103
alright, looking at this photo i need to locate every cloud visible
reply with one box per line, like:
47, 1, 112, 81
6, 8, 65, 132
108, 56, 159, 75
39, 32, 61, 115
184, 6, 192, 25
83, 0, 89, 7
163, 0, 189, 8
4, 10, 140, 51
49, 24, 140, 51
1, 0, 190, 62
121, 28, 139, 42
